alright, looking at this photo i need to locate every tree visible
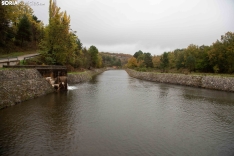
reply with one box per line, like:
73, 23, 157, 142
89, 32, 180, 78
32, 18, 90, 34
40, 0, 77, 65
76, 38, 82, 51
168, 52, 176, 69
116, 59, 122, 66
82, 47, 91, 68
16, 15, 32, 47
127, 57, 137, 68
0, 4, 15, 52
88, 45, 99, 67
144, 52, 153, 68
196, 45, 212, 72
15, 1, 34, 23
208, 32, 234, 73
160, 52, 169, 72
221, 32, 234, 73
152, 55, 161, 69
31, 15, 43, 49
0, 1, 44, 52
133, 50, 143, 59
137, 53, 145, 67
175, 50, 186, 69
186, 55, 196, 72
97, 54, 103, 68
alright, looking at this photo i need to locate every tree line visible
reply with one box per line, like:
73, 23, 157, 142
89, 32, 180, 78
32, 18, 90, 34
39, 0, 103, 69
101, 54, 122, 67
0, 0, 103, 70
0, 1, 43, 52
126, 50, 154, 71
127, 32, 234, 74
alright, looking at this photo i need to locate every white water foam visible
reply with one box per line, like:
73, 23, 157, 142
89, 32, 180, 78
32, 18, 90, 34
68, 85, 78, 90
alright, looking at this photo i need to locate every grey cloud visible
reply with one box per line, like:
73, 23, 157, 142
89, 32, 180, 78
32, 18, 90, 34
27, 0, 234, 55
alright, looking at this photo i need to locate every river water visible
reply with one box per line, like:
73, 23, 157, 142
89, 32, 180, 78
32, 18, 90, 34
0, 70, 234, 156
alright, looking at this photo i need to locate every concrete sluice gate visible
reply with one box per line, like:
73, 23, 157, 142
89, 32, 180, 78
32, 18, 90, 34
35, 66, 68, 91
45, 76, 67, 91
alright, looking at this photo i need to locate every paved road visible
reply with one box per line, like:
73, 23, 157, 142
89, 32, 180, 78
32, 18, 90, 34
0, 53, 39, 67
17, 53, 39, 61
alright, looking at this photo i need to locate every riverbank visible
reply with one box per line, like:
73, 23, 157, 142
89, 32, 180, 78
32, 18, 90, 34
126, 69, 234, 92
0, 68, 106, 109
0, 69, 54, 109
68, 68, 106, 84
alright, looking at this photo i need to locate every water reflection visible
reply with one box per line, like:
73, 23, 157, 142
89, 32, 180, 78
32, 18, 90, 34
158, 83, 169, 98
0, 70, 234, 156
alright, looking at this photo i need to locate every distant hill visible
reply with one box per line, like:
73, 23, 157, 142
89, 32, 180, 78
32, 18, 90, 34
100, 52, 132, 67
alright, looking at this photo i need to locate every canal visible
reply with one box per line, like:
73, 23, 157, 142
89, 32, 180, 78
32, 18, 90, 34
0, 70, 234, 156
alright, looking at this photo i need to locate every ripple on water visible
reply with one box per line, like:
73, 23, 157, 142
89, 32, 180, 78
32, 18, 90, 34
0, 70, 234, 156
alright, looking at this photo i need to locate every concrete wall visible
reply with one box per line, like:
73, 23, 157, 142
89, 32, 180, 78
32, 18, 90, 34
68, 68, 106, 84
0, 69, 54, 109
126, 69, 234, 92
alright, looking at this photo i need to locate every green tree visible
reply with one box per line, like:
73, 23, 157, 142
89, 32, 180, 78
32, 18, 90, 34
0, 4, 15, 52
144, 52, 153, 68
196, 45, 212, 72
76, 38, 83, 51
117, 59, 122, 66
168, 52, 176, 69
175, 49, 186, 69
133, 50, 143, 59
82, 47, 91, 68
160, 52, 169, 72
186, 55, 196, 72
31, 15, 43, 49
88, 45, 99, 67
16, 15, 32, 47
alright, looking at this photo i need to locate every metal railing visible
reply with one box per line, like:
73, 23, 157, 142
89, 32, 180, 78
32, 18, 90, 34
0, 57, 19, 65
23, 54, 40, 62
3, 65, 67, 69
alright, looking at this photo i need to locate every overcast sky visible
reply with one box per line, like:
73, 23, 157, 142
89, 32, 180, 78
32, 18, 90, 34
26, 0, 234, 55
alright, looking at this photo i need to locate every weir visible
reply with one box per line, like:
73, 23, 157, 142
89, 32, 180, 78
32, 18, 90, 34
3, 65, 68, 91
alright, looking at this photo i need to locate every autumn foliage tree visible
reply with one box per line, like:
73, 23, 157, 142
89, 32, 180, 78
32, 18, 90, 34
208, 32, 234, 73
127, 57, 137, 68
38, 0, 104, 68
40, 0, 78, 65
128, 50, 153, 69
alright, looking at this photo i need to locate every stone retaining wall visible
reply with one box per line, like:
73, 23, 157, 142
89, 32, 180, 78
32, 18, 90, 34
67, 68, 106, 84
0, 69, 54, 109
126, 69, 234, 92
0, 68, 106, 109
